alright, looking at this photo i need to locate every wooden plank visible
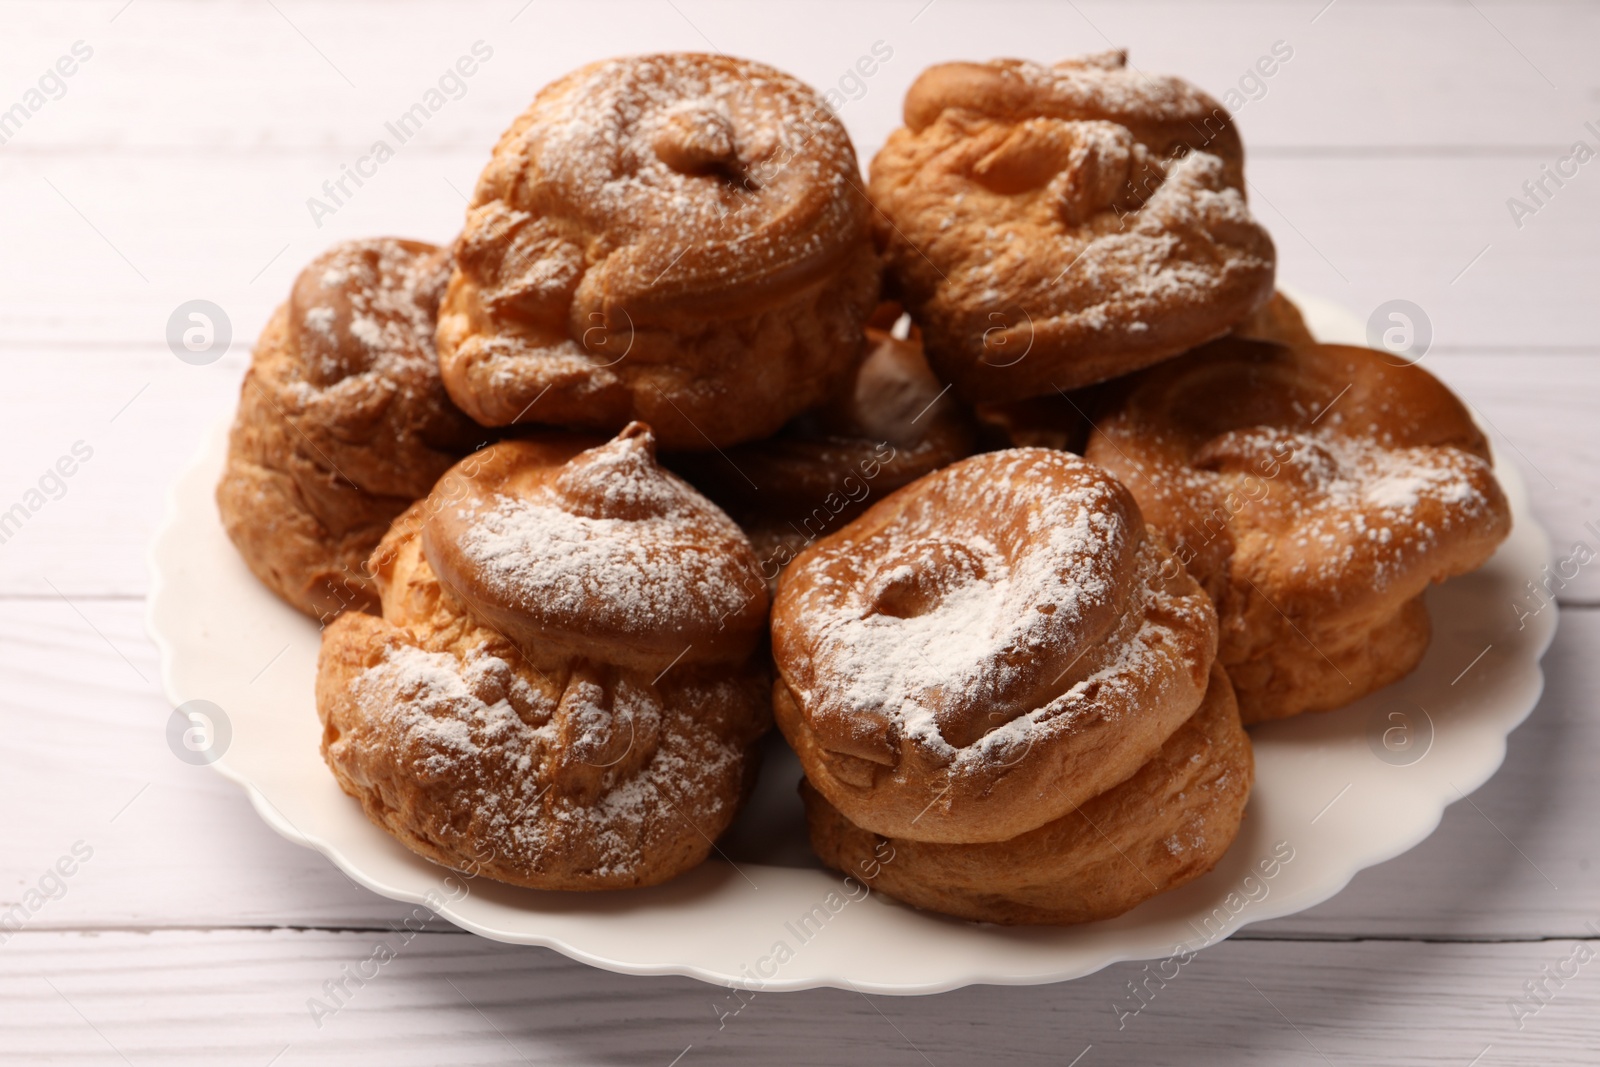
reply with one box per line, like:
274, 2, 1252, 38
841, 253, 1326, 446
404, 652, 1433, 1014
0, 344, 239, 600
1, 598, 1595, 938
0, 596, 422, 931
2, 930, 1597, 1064
1247, 155, 1600, 356
1425, 357, 1600, 605
2, 0, 1596, 154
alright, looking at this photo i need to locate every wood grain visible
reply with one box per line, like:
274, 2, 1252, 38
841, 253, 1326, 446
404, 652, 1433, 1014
3, 930, 1598, 1064
4, 0, 1597, 153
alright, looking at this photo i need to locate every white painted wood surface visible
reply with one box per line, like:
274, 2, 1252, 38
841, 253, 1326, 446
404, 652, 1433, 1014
2, 1, 1597, 1063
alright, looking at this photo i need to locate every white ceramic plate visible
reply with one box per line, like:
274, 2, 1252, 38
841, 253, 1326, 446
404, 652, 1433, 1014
148, 294, 1557, 994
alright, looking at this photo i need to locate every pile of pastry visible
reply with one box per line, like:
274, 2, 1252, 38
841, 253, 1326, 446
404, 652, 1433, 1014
218, 52, 1511, 925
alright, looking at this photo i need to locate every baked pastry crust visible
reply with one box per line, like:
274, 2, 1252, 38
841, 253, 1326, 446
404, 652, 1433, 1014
1085, 338, 1512, 722
1231, 289, 1316, 347
869, 51, 1276, 403
803, 664, 1251, 925
772, 447, 1218, 844
969, 289, 1310, 451
971, 392, 1094, 452
436, 53, 881, 449
216, 238, 481, 619
316, 426, 772, 889
670, 305, 977, 576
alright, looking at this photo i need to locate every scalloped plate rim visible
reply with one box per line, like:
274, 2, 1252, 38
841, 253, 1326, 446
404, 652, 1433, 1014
146, 292, 1558, 994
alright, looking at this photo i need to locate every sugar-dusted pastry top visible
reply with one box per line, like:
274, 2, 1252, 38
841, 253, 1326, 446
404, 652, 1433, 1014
424, 425, 769, 672
216, 237, 481, 618
437, 52, 880, 449
1088, 339, 1509, 618
773, 447, 1218, 843
869, 51, 1275, 403
900, 52, 1248, 187
1085, 338, 1512, 721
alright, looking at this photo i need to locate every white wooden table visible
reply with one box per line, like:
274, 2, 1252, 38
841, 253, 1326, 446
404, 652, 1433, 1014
3, 2, 1597, 1062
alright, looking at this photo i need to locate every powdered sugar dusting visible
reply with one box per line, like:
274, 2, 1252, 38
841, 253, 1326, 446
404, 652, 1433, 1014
785, 450, 1209, 765
943, 149, 1266, 338
454, 434, 758, 637
877, 55, 1273, 368
290, 238, 448, 392
459, 497, 747, 631
354, 642, 542, 782
302, 305, 336, 339
995, 53, 1225, 128
479, 53, 861, 295
1190, 425, 1503, 589
955, 565, 1185, 774
234, 236, 478, 518
346, 639, 746, 882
